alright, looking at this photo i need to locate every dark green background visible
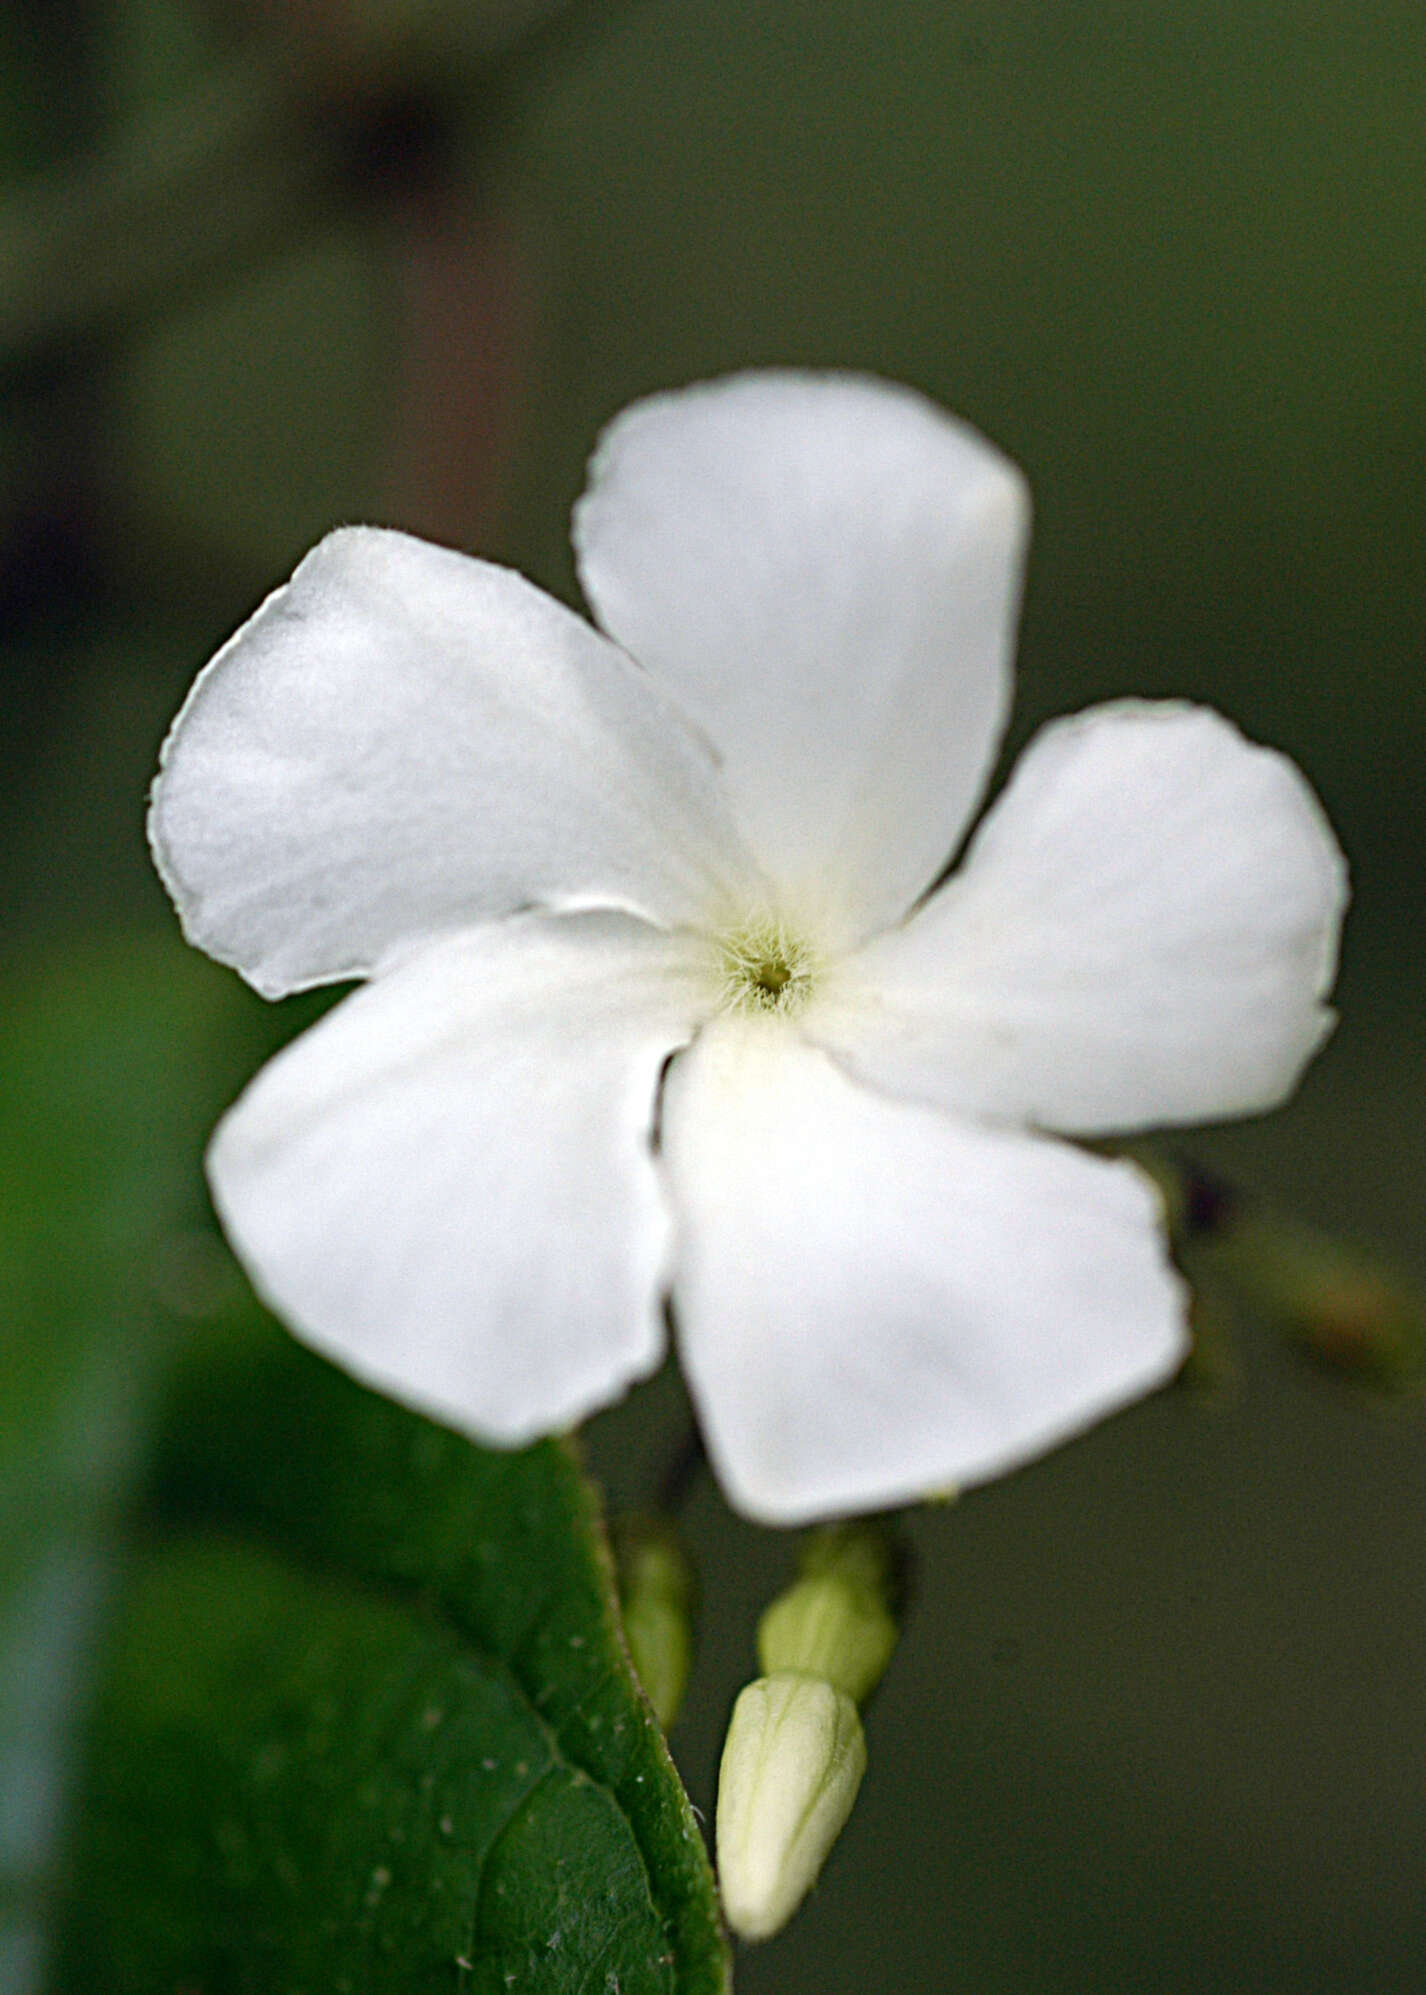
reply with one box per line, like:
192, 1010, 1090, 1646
3, 1, 1422, 1988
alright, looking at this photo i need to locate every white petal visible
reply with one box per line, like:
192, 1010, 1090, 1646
811, 702, 1348, 1136
660, 1019, 1186, 1525
151, 527, 754, 998
207, 913, 710, 1443
574, 372, 1029, 946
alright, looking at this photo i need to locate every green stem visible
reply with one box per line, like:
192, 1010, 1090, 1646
1133, 1149, 1423, 1389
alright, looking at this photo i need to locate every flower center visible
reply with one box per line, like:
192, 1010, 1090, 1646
717, 916, 820, 1017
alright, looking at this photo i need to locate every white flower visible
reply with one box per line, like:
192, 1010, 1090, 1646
149, 372, 1347, 1524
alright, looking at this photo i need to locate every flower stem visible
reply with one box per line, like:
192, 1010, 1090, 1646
1134, 1148, 1424, 1389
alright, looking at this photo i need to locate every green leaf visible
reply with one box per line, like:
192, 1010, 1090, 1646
0, 938, 271, 1984
0, 935, 724, 1991
50, 1325, 730, 1994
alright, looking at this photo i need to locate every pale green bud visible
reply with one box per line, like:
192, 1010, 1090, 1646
757, 1573, 896, 1706
756, 1521, 900, 1705
716, 1672, 867, 1942
612, 1515, 696, 1730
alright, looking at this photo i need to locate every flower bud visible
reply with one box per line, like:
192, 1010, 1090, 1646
757, 1573, 896, 1706
756, 1521, 900, 1705
1286, 1265, 1422, 1384
1238, 1228, 1423, 1387
611, 1515, 696, 1730
1132, 1151, 1424, 1391
716, 1672, 867, 1941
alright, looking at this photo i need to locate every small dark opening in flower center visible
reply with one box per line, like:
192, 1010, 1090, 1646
719, 918, 818, 1016
753, 959, 793, 999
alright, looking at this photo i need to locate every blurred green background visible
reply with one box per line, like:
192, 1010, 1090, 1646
2, 1, 1422, 1989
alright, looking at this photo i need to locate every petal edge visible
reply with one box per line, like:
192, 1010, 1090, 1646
152, 527, 753, 998
810, 701, 1349, 1136
662, 1019, 1187, 1525
207, 914, 710, 1443
575, 372, 1030, 945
